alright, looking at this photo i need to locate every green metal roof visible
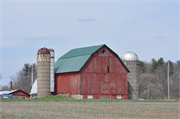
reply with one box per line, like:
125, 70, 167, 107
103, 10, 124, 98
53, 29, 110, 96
55, 55, 91, 73
60, 44, 104, 59
55, 44, 130, 73
55, 45, 104, 73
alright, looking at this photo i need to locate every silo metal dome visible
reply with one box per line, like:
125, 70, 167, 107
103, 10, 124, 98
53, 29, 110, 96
37, 47, 50, 55
121, 51, 138, 61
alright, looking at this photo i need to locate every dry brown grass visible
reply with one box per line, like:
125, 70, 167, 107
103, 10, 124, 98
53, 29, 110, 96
1, 102, 180, 119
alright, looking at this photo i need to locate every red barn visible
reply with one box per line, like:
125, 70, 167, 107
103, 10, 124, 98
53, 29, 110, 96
54, 44, 130, 99
0, 89, 30, 98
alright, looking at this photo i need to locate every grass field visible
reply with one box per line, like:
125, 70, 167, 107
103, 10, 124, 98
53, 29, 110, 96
0, 95, 180, 119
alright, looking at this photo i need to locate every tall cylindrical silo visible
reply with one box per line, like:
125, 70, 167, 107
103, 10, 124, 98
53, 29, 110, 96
49, 49, 55, 92
37, 47, 51, 98
121, 52, 139, 100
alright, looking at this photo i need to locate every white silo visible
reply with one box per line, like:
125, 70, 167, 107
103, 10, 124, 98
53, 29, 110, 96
121, 52, 139, 100
49, 49, 55, 92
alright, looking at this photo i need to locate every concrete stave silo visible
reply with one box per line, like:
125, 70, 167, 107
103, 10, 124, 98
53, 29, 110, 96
121, 52, 139, 100
37, 47, 51, 98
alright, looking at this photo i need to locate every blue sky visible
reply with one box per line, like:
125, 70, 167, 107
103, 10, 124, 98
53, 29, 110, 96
0, 0, 179, 86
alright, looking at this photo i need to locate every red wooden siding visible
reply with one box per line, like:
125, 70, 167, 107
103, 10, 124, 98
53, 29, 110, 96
80, 46, 128, 96
56, 72, 80, 95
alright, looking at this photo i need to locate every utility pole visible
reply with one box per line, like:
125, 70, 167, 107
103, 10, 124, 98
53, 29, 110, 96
31, 67, 33, 87
10, 81, 12, 91
167, 61, 170, 100
148, 84, 149, 100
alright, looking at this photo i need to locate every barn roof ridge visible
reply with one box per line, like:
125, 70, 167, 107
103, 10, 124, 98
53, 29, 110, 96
55, 44, 130, 73
69, 44, 105, 51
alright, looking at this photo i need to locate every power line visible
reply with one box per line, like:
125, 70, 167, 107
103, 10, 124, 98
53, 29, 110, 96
167, 61, 170, 100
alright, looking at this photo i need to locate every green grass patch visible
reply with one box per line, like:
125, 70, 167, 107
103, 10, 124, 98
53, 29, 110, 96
0, 95, 179, 102
0, 111, 3, 117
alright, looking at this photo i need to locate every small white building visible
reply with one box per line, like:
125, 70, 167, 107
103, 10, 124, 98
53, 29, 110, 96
30, 79, 37, 98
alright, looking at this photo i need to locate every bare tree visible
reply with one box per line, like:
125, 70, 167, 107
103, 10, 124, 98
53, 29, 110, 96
0, 85, 9, 91
9, 63, 37, 93
139, 59, 180, 99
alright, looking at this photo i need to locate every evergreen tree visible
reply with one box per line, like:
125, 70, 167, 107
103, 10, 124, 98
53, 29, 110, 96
157, 57, 164, 67
176, 60, 180, 66
139, 60, 147, 73
151, 58, 159, 72
23, 63, 36, 77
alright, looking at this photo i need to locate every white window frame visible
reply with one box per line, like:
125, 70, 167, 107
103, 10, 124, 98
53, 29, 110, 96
117, 95, 122, 99
87, 95, 93, 99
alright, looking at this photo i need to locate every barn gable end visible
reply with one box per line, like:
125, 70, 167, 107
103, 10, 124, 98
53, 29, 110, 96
79, 46, 128, 99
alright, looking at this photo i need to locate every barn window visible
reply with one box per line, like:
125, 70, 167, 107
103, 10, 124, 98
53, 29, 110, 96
117, 95, 122, 99
87, 95, 93, 99
107, 66, 109, 73
102, 49, 105, 53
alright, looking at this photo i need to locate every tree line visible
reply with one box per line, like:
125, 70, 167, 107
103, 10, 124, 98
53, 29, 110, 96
0, 58, 179, 99
139, 58, 180, 99
0, 63, 37, 93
